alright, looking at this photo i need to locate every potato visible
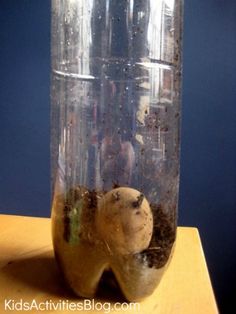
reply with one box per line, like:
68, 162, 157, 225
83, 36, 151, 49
96, 187, 153, 255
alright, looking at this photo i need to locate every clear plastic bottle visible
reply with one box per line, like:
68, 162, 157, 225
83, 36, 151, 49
51, 0, 183, 301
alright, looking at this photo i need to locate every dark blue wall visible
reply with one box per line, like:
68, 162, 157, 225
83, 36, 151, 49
180, 1, 236, 313
0, 1, 235, 312
0, 0, 50, 216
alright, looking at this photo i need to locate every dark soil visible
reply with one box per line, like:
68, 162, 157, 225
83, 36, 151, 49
63, 186, 102, 243
135, 203, 176, 269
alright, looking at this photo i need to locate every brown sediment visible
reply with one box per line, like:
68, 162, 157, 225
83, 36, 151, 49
136, 203, 176, 269
63, 204, 71, 242
62, 186, 176, 269
62, 186, 104, 243
53, 186, 176, 301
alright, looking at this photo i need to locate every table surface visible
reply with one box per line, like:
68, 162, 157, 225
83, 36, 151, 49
0, 214, 218, 314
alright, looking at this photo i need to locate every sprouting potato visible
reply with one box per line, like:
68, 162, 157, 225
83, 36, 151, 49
96, 187, 153, 255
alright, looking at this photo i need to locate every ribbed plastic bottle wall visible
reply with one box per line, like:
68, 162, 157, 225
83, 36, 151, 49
51, 0, 183, 301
